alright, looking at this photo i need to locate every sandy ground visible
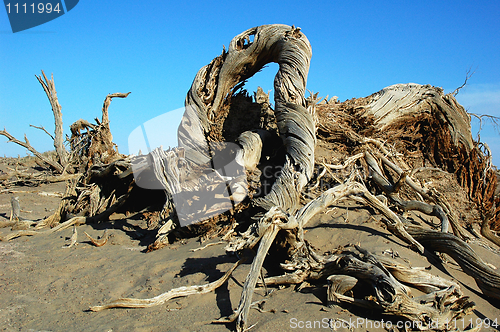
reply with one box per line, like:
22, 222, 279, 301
1, 179, 500, 331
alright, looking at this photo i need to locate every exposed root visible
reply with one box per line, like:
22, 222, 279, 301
406, 226, 500, 300
234, 219, 280, 332
481, 209, 500, 248
190, 240, 225, 252
84, 229, 109, 247
354, 184, 425, 254
322, 153, 364, 170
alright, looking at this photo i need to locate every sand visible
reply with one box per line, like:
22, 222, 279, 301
1, 173, 500, 331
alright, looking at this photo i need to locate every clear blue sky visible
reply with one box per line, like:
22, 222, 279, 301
1, 1, 499, 166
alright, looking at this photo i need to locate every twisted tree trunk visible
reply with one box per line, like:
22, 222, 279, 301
177, 24, 315, 213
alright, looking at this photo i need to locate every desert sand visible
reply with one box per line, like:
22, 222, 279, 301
1, 160, 499, 331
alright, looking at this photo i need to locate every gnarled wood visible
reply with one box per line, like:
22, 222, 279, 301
79, 25, 499, 332
406, 226, 500, 300
366, 83, 473, 150
325, 250, 474, 330
178, 24, 315, 214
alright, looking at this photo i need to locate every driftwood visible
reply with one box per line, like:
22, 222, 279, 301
9, 196, 20, 222
62, 225, 78, 248
2, 24, 500, 331
84, 229, 109, 247
482, 212, 500, 247
325, 249, 475, 330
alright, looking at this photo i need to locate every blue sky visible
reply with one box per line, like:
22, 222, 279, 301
1, 1, 499, 166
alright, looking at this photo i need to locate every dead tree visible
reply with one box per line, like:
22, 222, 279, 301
1, 71, 67, 175
3, 25, 500, 331
84, 25, 500, 331
35, 70, 68, 169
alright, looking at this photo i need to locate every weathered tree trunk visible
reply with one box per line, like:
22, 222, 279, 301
177, 24, 315, 214
129, 24, 498, 328
36, 70, 68, 169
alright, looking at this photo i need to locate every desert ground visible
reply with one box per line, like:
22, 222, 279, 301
1, 158, 500, 332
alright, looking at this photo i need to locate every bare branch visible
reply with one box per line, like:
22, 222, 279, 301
95, 92, 131, 160
30, 124, 55, 140
0, 128, 63, 172
89, 259, 243, 311
451, 66, 476, 97
470, 113, 500, 138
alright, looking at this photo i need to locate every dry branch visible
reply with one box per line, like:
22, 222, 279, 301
481, 213, 500, 248
0, 129, 64, 172
89, 259, 243, 311
325, 249, 474, 330
235, 219, 280, 331
451, 67, 476, 97
29, 124, 55, 140
365, 151, 450, 233
354, 184, 426, 254
407, 225, 500, 300
84, 229, 109, 247
369, 148, 470, 240
102, 93, 131, 125
375, 254, 460, 293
